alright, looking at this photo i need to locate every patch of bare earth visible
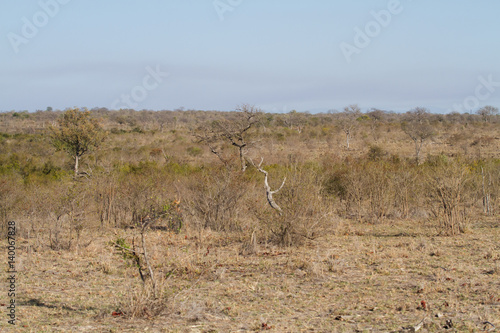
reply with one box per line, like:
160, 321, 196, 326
3, 218, 499, 332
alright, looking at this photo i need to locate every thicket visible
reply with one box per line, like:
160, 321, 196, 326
0, 107, 499, 248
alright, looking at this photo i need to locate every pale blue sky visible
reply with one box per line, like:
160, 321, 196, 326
1, 1, 499, 113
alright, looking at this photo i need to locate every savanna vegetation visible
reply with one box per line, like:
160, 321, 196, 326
1, 105, 499, 332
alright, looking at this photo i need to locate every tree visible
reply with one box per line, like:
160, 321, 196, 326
339, 104, 361, 150
366, 108, 386, 142
283, 110, 306, 133
476, 105, 499, 122
50, 108, 106, 176
401, 107, 435, 164
195, 104, 262, 172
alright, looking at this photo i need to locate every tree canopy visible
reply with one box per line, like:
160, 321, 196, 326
50, 108, 106, 175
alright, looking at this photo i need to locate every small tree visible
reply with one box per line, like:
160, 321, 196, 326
50, 108, 106, 176
476, 105, 499, 122
401, 107, 434, 164
339, 104, 361, 150
367, 108, 386, 142
283, 110, 306, 133
195, 104, 262, 172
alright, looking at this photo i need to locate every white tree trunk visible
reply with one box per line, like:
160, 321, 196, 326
74, 155, 79, 176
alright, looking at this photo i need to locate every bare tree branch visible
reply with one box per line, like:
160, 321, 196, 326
249, 157, 286, 215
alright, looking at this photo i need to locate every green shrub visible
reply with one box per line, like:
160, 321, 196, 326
367, 145, 385, 161
186, 146, 202, 157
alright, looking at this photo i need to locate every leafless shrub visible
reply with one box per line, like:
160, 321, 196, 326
479, 161, 500, 216
18, 181, 91, 251
93, 171, 119, 227
363, 162, 393, 221
0, 175, 23, 235
186, 167, 247, 232
390, 164, 420, 219
425, 160, 476, 235
110, 169, 178, 229
50, 181, 91, 250
255, 166, 333, 246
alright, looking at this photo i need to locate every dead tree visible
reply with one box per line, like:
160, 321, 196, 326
249, 157, 286, 215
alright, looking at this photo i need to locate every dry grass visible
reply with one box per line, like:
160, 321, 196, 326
3, 218, 499, 332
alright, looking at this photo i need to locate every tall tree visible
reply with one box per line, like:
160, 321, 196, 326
50, 108, 106, 176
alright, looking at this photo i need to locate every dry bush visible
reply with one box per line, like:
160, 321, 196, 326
479, 161, 500, 215
323, 163, 364, 220
49, 181, 91, 250
363, 161, 394, 221
105, 165, 181, 230
390, 163, 421, 219
324, 159, 431, 222
117, 278, 167, 318
425, 159, 477, 235
0, 175, 23, 234
255, 166, 333, 246
15, 180, 92, 251
186, 167, 248, 232
92, 170, 120, 227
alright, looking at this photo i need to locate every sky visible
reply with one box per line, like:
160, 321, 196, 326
1, 0, 500, 114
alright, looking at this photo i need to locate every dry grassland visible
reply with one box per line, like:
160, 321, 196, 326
4, 218, 499, 332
